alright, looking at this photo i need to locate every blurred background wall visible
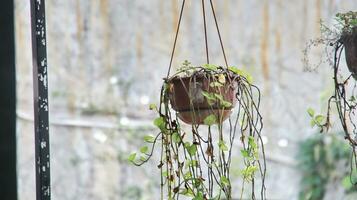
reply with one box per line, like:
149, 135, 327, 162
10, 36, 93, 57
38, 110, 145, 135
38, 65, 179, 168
15, 0, 357, 199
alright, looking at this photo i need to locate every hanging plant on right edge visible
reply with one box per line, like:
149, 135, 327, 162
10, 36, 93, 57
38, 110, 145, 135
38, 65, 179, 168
304, 11, 357, 185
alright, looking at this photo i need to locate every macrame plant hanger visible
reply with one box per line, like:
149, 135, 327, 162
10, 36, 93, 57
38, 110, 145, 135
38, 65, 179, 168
166, 0, 229, 79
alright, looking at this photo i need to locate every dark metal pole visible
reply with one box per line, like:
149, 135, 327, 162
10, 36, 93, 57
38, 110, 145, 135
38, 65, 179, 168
30, 0, 51, 199
0, 0, 17, 199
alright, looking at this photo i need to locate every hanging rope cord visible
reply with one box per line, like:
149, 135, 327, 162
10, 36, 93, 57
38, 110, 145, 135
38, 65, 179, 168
208, 0, 229, 68
166, 0, 229, 78
202, 0, 209, 64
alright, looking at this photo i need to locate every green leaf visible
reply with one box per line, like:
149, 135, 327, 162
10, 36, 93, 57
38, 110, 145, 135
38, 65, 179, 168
128, 153, 136, 162
307, 108, 315, 117
201, 91, 215, 100
220, 176, 230, 186
202, 91, 218, 106
203, 64, 218, 71
213, 93, 224, 101
315, 115, 324, 125
140, 146, 149, 153
184, 142, 191, 148
140, 155, 147, 161
182, 60, 191, 67
241, 165, 258, 181
186, 160, 198, 168
187, 144, 197, 156
154, 117, 165, 127
228, 66, 253, 84
184, 171, 192, 179
154, 117, 166, 132
149, 103, 157, 110
245, 74, 253, 84
162, 170, 168, 177
218, 140, 229, 151
228, 66, 240, 74
179, 188, 194, 197
310, 119, 316, 127
241, 149, 249, 157
221, 100, 232, 108
248, 136, 257, 149
143, 135, 155, 143
204, 114, 217, 126
218, 74, 226, 84
172, 132, 181, 143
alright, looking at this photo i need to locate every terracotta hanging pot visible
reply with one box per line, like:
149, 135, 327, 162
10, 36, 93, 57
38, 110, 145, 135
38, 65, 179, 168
342, 26, 357, 79
167, 74, 238, 125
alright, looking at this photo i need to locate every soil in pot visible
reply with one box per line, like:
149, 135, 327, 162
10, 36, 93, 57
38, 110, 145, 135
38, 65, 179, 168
342, 26, 357, 79
167, 74, 238, 125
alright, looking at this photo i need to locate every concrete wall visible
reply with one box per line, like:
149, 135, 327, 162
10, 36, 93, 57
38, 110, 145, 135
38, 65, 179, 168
15, 0, 357, 199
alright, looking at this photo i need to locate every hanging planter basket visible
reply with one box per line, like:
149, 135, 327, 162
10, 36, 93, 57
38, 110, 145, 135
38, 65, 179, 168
342, 26, 357, 79
129, 0, 267, 199
167, 73, 237, 124
304, 11, 357, 181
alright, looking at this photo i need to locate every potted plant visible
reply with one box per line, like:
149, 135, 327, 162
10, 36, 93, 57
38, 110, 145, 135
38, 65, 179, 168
166, 60, 238, 124
304, 11, 357, 75
339, 12, 357, 79
304, 11, 357, 184
128, 60, 267, 200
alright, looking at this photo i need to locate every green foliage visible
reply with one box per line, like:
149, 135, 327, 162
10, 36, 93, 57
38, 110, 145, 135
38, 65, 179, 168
240, 136, 259, 161
140, 146, 149, 154
307, 107, 315, 117
185, 142, 198, 156
241, 165, 258, 182
240, 136, 259, 182
228, 66, 253, 84
179, 188, 194, 197
201, 91, 217, 106
172, 132, 181, 143
128, 152, 137, 163
335, 11, 357, 33
143, 135, 155, 143
217, 74, 226, 84
220, 98, 232, 108
203, 64, 218, 71
303, 11, 357, 71
129, 60, 266, 200
218, 140, 229, 151
154, 117, 166, 133
201, 91, 232, 108
203, 114, 217, 126
176, 60, 196, 76
306, 108, 326, 130
297, 134, 357, 200
220, 175, 230, 186
149, 103, 157, 111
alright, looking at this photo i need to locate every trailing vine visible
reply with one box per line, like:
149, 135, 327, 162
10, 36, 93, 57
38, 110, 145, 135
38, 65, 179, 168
129, 61, 266, 200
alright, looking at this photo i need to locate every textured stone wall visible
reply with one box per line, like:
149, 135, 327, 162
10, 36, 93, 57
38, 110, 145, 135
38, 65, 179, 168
15, 0, 357, 199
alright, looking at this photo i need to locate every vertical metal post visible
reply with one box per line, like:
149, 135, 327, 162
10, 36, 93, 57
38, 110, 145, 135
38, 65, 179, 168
0, 0, 17, 199
30, 0, 51, 200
